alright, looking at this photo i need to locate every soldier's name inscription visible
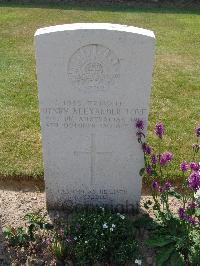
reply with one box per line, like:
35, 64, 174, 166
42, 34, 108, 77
41, 99, 146, 129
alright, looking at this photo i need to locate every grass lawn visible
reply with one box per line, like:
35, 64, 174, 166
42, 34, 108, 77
0, 3, 199, 179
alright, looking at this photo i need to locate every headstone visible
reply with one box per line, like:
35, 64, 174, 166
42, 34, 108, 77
35, 23, 155, 211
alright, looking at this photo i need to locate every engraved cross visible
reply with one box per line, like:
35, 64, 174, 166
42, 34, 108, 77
74, 134, 112, 186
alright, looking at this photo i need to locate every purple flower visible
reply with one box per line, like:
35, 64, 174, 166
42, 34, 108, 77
180, 161, 189, 171
178, 208, 186, 219
164, 181, 172, 190
165, 152, 173, 161
195, 125, 200, 137
160, 152, 173, 165
146, 165, 153, 175
146, 146, 152, 155
187, 201, 197, 210
160, 156, 167, 166
190, 162, 200, 172
178, 207, 197, 224
152, 180, 159, 190
155, 122, 165, 138
188, 172, 200, 191
142, 143, 152, 155
151, 154, 157, 165
186, 216, 197, 225
135, 119, 144, 130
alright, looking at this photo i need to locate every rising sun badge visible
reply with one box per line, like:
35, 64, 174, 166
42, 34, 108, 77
67, 44, 120, 92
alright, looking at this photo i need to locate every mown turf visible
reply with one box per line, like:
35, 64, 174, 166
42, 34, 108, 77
0, 3, 199, 178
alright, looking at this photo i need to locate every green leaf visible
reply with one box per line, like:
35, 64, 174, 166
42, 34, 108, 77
28, 224, 35, 241
133, 215, 157, 230
146, 236, 174, 247
143, 200, 153, 210
195, 207, 200, 216
151, 170, 158, 177
156, 246, 174, 266
43, 223, 54, 230
139, 168, 145, 176
3, 227, 13, 236
167, 190, 182, 199
170, 251, 184, 266
144, 202, 150, 209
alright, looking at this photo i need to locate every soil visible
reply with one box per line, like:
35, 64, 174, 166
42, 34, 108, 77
0, 178, 183, 266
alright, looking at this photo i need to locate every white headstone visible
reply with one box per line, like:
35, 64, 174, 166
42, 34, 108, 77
35, 23, 155, 211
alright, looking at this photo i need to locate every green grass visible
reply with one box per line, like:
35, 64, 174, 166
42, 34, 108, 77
0, 3, 199, 178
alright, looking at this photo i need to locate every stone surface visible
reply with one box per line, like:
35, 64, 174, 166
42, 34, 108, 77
34, 23, 155, 211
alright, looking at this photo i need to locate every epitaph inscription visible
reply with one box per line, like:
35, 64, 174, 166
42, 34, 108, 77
68, 44, 120, 91
55, 187, 128, 206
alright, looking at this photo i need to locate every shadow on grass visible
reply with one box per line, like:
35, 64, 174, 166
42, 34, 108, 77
0, 1, 200, 15
0, 177, 45, 192
0, 177, 156, 196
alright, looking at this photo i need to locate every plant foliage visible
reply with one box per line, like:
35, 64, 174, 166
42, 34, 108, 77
135, 120, 200, 265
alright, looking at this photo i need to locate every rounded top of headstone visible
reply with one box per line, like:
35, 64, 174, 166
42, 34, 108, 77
34, 23, 155, 39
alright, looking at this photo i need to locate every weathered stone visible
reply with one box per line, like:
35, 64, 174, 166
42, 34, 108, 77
35, 23, 155, 211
